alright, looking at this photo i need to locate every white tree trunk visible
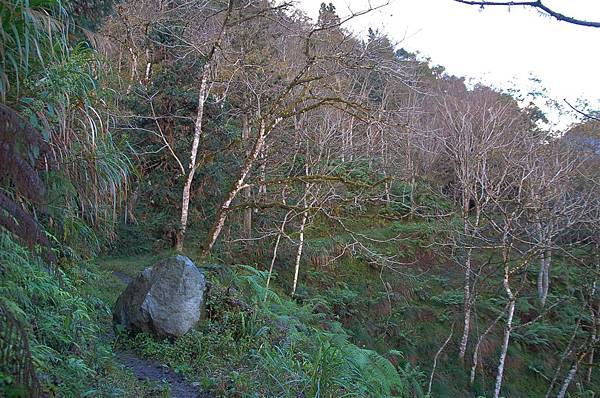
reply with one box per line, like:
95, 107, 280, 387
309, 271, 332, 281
292, 166, 309, 297
545, 319, 582, 398
175, 0, 233, 252
493, 266, 516, 398
588, 280, 598, 384
176, 66, 210, 251
493, 299, 515, 398
202, 119, 277, 256
538, 251, 545, 304
144, 48, 152, 85
459, 192, 473, 361
264, 212, 289, 302
588, 347, 595, 384
470, 305, 507, 384
543, 250, 551, 304
126, 47, 138, 94
292, 207, 308, 297
459, 247, 473, 361
241, 115, 252, 240
264, 232, 282, 301
556, 361, 578, 398
258, 145, 267, 197
428, 324, 454, 396
409, 172, 416, 218
344, 116, 354, 162
538, 248, 552, 306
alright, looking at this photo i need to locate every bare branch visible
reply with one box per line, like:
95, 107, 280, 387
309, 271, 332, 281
564, 99, 600, 122
452, 1, 600, 28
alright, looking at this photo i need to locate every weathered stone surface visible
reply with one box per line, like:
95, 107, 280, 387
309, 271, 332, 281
113, 255, 206, 339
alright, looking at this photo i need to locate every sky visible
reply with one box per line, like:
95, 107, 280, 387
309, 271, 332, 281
296, 0, 600, 128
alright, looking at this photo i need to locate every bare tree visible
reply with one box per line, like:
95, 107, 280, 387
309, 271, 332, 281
199, 1, 386, 257
176, 0, 235, 251
436, 82, 525, 361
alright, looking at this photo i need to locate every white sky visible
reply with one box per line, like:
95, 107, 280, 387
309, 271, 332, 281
296, 0, 600, 128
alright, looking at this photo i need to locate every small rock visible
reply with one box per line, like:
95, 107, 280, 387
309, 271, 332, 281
113, 255, 206, 339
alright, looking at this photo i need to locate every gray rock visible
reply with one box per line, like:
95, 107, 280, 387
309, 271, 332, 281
113, 255, 206, 339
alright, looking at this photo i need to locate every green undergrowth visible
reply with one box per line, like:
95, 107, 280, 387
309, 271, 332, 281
267, 217, 599, 397
4, 212, 596, 397
0, 232, 168, 397
101, 257, 427, 397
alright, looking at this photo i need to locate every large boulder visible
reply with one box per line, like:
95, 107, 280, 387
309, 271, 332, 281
113, 255, 206, 339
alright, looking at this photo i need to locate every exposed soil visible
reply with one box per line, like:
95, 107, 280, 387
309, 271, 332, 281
111, 271, 212, 398
116, 350, 211, 398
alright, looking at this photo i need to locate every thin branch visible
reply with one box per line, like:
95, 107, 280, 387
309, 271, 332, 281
452, 1, 600, 28
564, 99, 600, 122
428, 323, 455, 395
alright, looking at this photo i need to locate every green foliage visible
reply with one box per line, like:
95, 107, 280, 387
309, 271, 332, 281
2, 0, 131, 258
0, 0, 67, 100
0, 231, 157, 396
372, 181, 453, 219
512, 321, 573, 349
21, 42, 131, 249
236, 264, 282, 305
430, 289, 463, 307
113, 262, 424, 397
257, 329, 422, 398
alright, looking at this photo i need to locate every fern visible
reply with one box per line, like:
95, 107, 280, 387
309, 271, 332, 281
0, 232, 109, 395
234, 264, 282, 304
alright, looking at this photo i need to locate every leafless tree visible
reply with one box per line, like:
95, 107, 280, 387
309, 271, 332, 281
435, 82, 526, 361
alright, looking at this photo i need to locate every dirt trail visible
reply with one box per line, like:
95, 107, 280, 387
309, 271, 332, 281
116, 350, 210, 398
111, 271, 211, 398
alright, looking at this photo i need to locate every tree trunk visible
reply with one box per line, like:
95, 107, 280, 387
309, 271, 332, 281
538, 248, 552, 306
556, 361, 578, 398
588, 277, 599, 384
459, 247, 473, 361
384, 180, 391, 204
428, 324, 454, 396
265, 231, 282, 301
494, 264, 516, 398
409, 171, 416, 219
545, 319, 582, 398
542, 250, 551, 304
292, 207, 308, 297
292, 165, 309, 297
174, 0, 233, 252
538, 250, 545, 304
493, 298, 515, 398
175, 65, 210, 251
126, 47, 138, 94
344, 116, 354, 162
258, 145, 267, 197
264, 212, 290, 302
470, 305, 507, 384
458, 191, 473, 361
557, 350, 595, 398
144, 48, 152, 85
241, 114, 252, 240
588, 347, 595, 384
202, 119, 277, 257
